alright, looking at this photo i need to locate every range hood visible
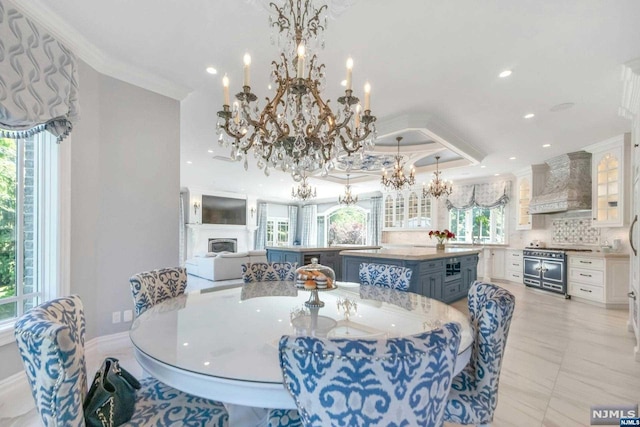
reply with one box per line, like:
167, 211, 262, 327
529, 151, 592, 214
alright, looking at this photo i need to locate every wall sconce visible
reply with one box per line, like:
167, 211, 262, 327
193, 201, 200, 216
250, 207, 256, 218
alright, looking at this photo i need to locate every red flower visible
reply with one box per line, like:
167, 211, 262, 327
429, 229, 456, 242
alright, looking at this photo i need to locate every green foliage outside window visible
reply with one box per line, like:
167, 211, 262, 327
0, 138, 17, 319
328, 207, 366, 245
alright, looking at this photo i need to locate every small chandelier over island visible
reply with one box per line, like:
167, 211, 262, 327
381, 137, 415, 191
217, 0, 377, 183
338, 174, 358, 206
423, 155, 453, 199
292, 175, 317, 201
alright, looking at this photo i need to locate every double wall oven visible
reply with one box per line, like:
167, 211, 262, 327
523, 248, 569, 298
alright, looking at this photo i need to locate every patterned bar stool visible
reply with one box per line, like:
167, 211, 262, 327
129, 266, 188, 316
358, 262, 413, 291
241, 262, 297, 283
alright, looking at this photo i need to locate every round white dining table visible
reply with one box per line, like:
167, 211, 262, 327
129, 281, 473, 424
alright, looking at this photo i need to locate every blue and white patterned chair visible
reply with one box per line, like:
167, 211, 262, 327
358, 262, 413, 291
242, 262, 297, 283
444, 281, 516, 426
14, 295, 228, 427
129, 267, 187, 316
279, 322, 462, 427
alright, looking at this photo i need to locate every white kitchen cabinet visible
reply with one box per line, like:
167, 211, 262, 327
505, 249, 523, 283
585, 134, 631, 228
490, 248, 506, 280
515, 167, 545, 230
568, 255, 629, 306
383, 190, 437, 230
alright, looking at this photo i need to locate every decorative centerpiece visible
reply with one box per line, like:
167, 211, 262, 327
429, 229, 455, 251
295, 258, 336, 307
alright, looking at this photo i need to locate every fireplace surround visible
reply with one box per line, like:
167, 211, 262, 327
208, 238, 237, 253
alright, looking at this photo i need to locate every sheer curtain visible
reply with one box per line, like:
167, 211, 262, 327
287, 205, 299, 245
0, 0, 79, 141
179, 193, 185, 266
254, 202, 268, 249
300, 204, 317, 246
368, 196, 383, 246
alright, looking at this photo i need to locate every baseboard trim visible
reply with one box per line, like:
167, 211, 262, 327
84, 331, 131, 356
0, 369, 27, 393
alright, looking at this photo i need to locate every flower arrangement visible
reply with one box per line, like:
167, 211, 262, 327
429, 229, 456, 245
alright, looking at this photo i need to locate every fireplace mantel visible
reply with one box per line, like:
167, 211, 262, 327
184, 223, 257, 261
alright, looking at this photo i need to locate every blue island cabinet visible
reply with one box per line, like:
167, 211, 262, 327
341, 252, 479, 304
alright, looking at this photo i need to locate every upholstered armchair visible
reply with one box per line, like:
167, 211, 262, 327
241, 262, 297, 283
358, 262, 413, 291
444, 281, 516, 426
14, 295, 228, 426
278, 322, 461, 427
129, 267, 187, 316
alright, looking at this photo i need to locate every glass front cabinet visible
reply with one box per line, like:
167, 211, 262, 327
383, 190, 436, 230
515, 166, 545, 230
586, 134, 631, 228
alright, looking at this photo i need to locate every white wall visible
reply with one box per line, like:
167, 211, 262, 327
0, 60, 181, 381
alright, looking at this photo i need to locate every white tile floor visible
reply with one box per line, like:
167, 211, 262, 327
1, 280, 638, 426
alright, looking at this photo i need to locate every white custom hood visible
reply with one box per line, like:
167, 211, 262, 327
529, 151, 592, 214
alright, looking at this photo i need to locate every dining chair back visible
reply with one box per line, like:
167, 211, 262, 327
129, 266, 187, 316
279, 322, 461, 427
241, 262, 297, 283
444, 281, 516, 426
358, 262, 413, 291
14, 295, 229, 427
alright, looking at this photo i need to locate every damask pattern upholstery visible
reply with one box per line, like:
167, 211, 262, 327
267, 408, 303, 427
14, 295, 228, 427
279, 322, 462, 427
129, 267, 188, 316
444, 281, 516, 425
242, 262, 297, 283
358, 262, 413, 291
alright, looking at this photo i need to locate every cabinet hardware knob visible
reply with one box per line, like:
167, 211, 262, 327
629, 291, 636, 300
580, 288, 592, 293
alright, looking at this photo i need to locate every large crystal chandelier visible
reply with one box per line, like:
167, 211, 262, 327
216, 0, 377, 183
338, 173, 358, 205
423, 155, 453, 199
292, 175, 317, 201
381, 137, 415, 191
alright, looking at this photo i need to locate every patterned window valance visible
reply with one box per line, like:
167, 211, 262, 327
0, 0, 79, 141
445, 181, 511, 210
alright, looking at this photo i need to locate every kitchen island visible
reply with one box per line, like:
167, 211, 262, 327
340, 247, 481, 303
266, 245, 381, 281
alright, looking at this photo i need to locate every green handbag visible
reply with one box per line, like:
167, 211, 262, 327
83, 357, 141, 427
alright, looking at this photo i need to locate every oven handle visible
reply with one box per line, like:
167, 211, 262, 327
630, 214, 638, 257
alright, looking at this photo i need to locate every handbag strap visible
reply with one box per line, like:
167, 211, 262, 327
104, 357, 141, 390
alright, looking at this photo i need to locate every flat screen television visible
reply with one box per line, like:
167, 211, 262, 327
201, 195, 246, 225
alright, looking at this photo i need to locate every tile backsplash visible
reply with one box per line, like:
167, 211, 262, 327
551, 217, 600, 245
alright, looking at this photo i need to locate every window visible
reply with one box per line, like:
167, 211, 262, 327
317, 206, 368, 246
448, 206, 506, 244
266, 218, 289, 247
0, 132, 59, 331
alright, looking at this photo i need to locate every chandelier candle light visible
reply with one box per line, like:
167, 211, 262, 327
292, 175, 317, 201
381, 137, 415, 191
338, 173, 358, 205
429, 229, 455, 251
423, 155, 453, 199
217, 0, 377, 184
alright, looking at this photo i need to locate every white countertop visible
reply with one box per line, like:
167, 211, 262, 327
266, 245, 381, 252
339, 247, 482, 260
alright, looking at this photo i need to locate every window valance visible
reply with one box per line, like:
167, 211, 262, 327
445, 181, 511, 210
0, 0, 79, 142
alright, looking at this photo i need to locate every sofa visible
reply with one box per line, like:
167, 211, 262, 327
186, 250, 267, 281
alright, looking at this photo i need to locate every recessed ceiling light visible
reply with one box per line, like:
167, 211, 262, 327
186, 160, 193, 164
494, 173, 500, 176
542, 143, 551, 148
268, 84, 272, 90
340, 80, 347, 87
480, 165, 486, 168
499, 70, 512, 78
509, 156, 516, 160
523, 113, 535, 119
204, 361, 210, 366
550, 102, 574, 112
207, 149, 213, 153
206, 67, 217, 75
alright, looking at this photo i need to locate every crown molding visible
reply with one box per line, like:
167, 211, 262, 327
12, 1, 191, 100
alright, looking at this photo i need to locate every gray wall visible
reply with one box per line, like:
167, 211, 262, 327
0, 60, 181, 380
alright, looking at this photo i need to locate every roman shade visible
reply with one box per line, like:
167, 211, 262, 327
0, 0, 79, 141
446, 181, 511, 210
